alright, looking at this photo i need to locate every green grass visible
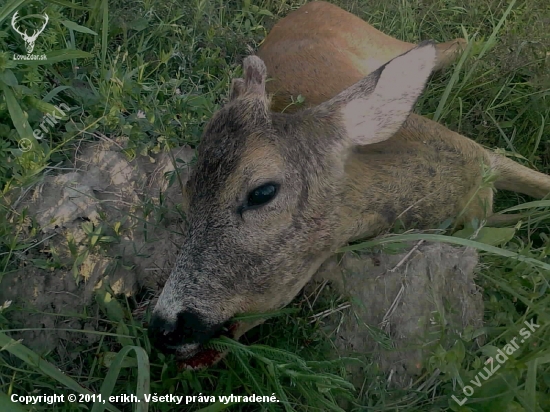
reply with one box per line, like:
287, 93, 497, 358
1, 0, 550, 411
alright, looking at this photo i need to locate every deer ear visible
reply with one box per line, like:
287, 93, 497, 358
228, 56, 268, 102
330, 41, 437, 146
229, 78, 245, 101
242, 55, 267, 96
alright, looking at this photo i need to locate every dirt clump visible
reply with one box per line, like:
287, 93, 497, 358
307, 241, 484, 389
1, 137, 195, 356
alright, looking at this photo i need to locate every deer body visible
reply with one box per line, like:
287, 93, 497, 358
148, 2, 550, 368
258, 1, 550, 229
259, 1, 466, 112
337, 116, 490, 242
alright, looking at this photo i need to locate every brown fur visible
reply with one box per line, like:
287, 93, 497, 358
257, 1, 550, 220
258, 1, 466, 112
148, 2, 550, 362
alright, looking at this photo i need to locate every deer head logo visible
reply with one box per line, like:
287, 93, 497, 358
11, 12, 49, 54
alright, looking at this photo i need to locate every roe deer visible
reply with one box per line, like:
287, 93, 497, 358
148, 2, 550, 369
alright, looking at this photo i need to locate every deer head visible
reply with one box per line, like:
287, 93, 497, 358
11, 12, 49, 54
147, 42, 438, 369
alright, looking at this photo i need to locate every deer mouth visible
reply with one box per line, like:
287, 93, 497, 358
176, 321, 240, 371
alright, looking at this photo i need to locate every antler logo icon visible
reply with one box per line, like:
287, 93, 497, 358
11, 12, 49, 54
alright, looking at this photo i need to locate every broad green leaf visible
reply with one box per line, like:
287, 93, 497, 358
23, 96, 66, 117
506, 401, 528, 412
494, 147, 529, 161
127, 17, 149, 32
453, 227, 516, 246
62, 20, 98, 35
116, 321, 135, 347
468, 371, 517, 411
42, 85, 72, 102
95, 289, 125, 323
0, 69, 18, 86
0, 392, 28, 412
101, 351, 137, 369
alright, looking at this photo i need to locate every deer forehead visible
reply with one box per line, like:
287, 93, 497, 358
188, 112, 285, 207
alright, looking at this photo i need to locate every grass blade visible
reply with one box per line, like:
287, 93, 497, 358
0, 82, 35, 143
338, 233, 550, 272
90, 346, 150, 412
100, 0, 108, 76
195, 402, 237, 412
17, 49, 93, 66
0, 0, 28, 25
498, 200, 550, 213
0, 332, 121, 412
433, 34, 475, 122
524, 359, 538, 412
46, 0, 90, 10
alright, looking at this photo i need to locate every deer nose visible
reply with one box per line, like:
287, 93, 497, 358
147, 310, 221, 353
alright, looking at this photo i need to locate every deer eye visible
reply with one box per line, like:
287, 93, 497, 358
246, 183, 278, 208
